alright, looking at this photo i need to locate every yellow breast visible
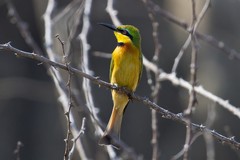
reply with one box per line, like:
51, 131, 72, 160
110, 42, 141, 91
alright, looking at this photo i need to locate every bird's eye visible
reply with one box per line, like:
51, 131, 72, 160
118, 28, 128, 35
121, 30, 128, 35
117, 28, 133, 40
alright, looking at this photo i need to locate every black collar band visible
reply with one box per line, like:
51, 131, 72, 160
117, 42, 124, 46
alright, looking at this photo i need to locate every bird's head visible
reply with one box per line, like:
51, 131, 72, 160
99, 23, 141, 48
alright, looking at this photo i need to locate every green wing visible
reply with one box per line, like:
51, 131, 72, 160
109, 57, 114, 82
137, 52, 143, 85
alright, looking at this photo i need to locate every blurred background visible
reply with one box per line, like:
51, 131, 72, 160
1, 0, 240, 159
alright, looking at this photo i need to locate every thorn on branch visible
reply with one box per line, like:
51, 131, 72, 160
230, 136, 235, 141
199, 124, 206, 131
37, 62, 44, 65
56, 34, 65, 46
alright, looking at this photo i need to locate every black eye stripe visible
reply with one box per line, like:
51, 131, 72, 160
117, 29, 127, 34
117, 29, 133, 40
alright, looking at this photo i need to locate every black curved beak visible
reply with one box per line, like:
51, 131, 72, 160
99, 23, 117, 31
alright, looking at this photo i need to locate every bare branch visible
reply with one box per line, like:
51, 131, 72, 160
68, 117, 86, 160
94, 52, 240, 119
183, 0, 199, 158
6, 1, 43, 55
106, 0, 121, 26
146, 0, 240, 61
125, 6, 240, 143
43, 0, 55, 58
204, 105, 216, 160
78, 0, 97, 122
142, 0, 162, 159
1, 42, 240, 151
159, 72, 240, 118
13, 141, 24, 160
42, 0, 89, 159
56, 35, 74, 160
79, 0, 119, 158
5, 0, 240, 159
172, 36, 191, 73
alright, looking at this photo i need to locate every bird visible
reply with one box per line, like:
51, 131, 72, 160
98, 23, 143, 149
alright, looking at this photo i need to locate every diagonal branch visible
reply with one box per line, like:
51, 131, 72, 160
1, 42, 240, 151
6, 1, 43, 56
105, 0, 121, 26
146, 0, 240, 61
94, 52, 240, 119
158, 72, 240, 118
0, 42, 138, 159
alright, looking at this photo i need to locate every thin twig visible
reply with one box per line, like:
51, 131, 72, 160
79, 0, 118, 158
183, 0, 199, 159
68, 117, 86, 160
159, 72, 240, 118
171, 131, 202, 160
142, 0, 162, 63
103, 0, 240, 123
1, 42, 240, 151
106, 0, 162, 158
56, 35, 74, 160
146, 0, 240, 61
78, 0, 96, 121
94, 52, 240, 119
171, 34, 191, 73
142, 0, 162, 159
43, 0, 55, 59
6, 2, 78, 158
6, 1, 43, 56
172, 104, 216, 160
42, 0, 89, 159
13, 141, 24, 160
224, 126, 240, 159
145, 66, 161, 160
5, 0, 134, 159
204, 105, 216, 160
106, 0, 121, 26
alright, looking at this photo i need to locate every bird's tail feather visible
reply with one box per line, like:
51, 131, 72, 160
99, 107, 123, 149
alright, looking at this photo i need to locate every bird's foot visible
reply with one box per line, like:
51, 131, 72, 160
112, 84, 133, 100
112, 83, 118, 89
121, 86, 133, 100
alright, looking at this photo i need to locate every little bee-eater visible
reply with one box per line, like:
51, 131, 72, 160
99, 23, 143, 149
